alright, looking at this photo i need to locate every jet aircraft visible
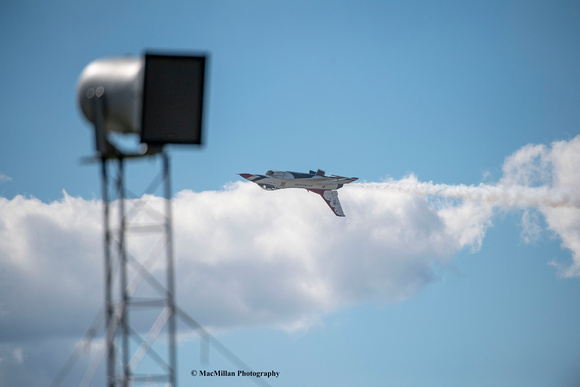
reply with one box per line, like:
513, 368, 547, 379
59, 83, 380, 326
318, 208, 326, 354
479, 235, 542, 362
239, 169, 358, 217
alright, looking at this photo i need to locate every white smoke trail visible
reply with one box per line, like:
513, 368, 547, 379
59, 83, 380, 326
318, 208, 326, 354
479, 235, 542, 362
364, 136, 580, 212
361, 136, 580, 277
363, 174, 580, 209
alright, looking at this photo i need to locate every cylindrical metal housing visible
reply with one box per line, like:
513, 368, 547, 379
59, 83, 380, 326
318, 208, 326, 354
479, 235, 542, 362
77, 57, 144, 134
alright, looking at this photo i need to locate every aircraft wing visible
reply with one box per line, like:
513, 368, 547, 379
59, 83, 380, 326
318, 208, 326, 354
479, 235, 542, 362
307, 189, 345, 217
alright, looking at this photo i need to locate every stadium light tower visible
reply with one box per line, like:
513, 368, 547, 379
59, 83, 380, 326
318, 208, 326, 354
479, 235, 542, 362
77, 52, 207, 387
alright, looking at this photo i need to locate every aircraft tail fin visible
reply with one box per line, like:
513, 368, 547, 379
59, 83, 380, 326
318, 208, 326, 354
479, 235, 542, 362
307, 189, 345, 217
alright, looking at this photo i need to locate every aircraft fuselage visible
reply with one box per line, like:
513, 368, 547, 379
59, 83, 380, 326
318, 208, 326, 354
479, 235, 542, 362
239, 169, 358, 217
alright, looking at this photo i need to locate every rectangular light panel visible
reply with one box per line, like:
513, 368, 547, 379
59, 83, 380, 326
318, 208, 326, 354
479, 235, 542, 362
141, 53, 206, 145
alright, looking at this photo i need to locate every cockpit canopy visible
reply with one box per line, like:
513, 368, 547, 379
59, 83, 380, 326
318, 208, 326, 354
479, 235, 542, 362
258, 183, 278, 191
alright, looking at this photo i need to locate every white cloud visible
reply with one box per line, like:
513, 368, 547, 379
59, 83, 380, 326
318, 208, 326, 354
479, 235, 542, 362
170, 183, 490, 330
12, 348, 23, 365
520, 208, 543, 244
1, 136, 579, 384
497, 136, 580, 276
0, 194, 103, 341
540, 138, 580, 276
0, 174, 12, 183
0, 183, 494, 345
500, 143, 550, 187
2, 137, 580, 340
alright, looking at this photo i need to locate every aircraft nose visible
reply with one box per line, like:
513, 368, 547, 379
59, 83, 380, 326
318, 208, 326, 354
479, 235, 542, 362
239, 173, 253, 179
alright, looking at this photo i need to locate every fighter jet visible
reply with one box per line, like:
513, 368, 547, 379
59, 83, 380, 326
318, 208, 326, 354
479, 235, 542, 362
239, 169, 358, 217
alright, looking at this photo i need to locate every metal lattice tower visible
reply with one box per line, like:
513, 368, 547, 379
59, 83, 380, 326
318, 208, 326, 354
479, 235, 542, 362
100, 152, 177, 387
73, 52, 206, 387
54, 53, 274, 387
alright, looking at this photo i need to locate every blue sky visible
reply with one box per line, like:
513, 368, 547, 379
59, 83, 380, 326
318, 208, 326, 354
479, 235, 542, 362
1, 1, 580, 386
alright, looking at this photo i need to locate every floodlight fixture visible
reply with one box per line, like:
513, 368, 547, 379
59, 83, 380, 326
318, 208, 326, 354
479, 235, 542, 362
77, 52, 207, 155
75, 51, 207, 386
